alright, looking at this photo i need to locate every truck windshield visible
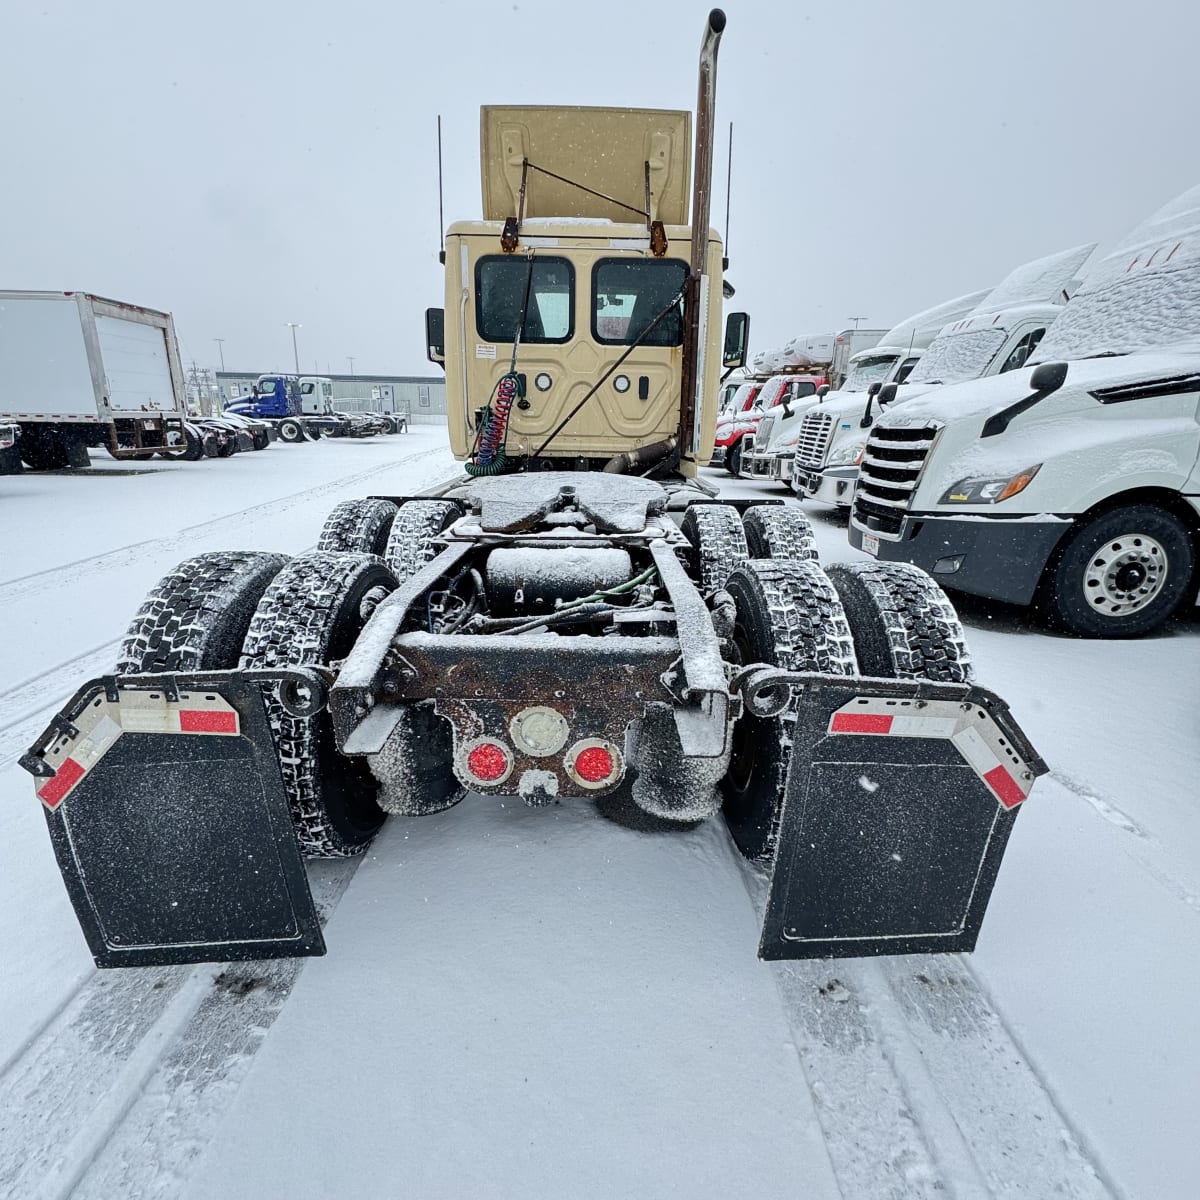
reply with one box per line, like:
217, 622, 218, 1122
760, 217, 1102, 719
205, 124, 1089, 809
592, 258, 688, 346
842, 354, 898, 392
476, 256, 574, 343
907, 329, 1007, 385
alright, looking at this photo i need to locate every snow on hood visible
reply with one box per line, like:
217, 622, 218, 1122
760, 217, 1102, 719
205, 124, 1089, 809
1033, 183, 1200, 361
876, 348, 1200, 429
971, 242, 1096, 312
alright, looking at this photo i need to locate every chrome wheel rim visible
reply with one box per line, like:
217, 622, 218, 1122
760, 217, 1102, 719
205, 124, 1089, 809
1083, 533, 1168, 616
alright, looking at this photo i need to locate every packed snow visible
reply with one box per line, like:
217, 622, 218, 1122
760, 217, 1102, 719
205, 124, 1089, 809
0, 437, 1197, 1199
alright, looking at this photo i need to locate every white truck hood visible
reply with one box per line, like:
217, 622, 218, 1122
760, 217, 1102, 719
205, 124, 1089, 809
879, 349, 1200, 430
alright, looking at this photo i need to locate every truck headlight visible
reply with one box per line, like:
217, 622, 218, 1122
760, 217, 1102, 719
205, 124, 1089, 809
940, 465, 1041, 504
827, 439, 866, 468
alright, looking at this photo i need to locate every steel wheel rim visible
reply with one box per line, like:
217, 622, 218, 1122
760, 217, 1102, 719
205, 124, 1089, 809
1083, 533, 1168, 616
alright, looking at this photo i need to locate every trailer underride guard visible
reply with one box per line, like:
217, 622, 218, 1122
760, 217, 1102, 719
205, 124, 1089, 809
20, 11, 1046, 970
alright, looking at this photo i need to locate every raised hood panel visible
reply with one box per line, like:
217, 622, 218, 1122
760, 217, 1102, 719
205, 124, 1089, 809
1034, 183, 1200, 361
969, 242, 1096, 314
480, 106, 691, 224
876, 288, 992, 354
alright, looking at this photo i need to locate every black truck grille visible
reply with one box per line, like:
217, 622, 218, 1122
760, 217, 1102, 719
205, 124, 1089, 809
851, 423, 940, 536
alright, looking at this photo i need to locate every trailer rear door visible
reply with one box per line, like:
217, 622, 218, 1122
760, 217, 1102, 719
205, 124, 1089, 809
96, 315, 176, 414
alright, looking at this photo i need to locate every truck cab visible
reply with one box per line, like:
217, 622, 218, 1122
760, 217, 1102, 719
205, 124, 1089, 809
795, 246, 1093, 508
298, 376, 337, 417
428, 105, 745, 479
850, 186, 1200, 637
228, 375, 303, 420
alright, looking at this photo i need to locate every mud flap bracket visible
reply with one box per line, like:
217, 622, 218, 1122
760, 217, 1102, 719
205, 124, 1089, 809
24, 670, 327, 969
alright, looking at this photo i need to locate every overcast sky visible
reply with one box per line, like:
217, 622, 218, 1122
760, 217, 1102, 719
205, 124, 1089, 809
2, 0, 1197, 377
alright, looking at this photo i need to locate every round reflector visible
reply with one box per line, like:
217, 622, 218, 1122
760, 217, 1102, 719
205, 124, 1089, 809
574, 745, 614, 783
465, 740, 511, 784
564, 739, 623, 790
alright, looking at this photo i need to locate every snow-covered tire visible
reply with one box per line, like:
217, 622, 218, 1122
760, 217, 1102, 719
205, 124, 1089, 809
116, 551, 289, 674
278, 418, 304, 443
825, 561, 972, 682
721, 559, 857, 861
742, 504, 819, 563
383, 500, 460, 582
1036, 505, 1195, 638
317, 498, 398, 556
240, 551, 397, 857
680, 503, 749, 592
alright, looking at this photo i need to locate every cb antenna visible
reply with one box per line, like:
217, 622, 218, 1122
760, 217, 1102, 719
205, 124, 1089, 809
437, 115, 446, 264
723, 121, 733, 266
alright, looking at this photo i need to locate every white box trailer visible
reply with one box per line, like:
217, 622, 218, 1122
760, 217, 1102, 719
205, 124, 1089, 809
0, 291, 187, 470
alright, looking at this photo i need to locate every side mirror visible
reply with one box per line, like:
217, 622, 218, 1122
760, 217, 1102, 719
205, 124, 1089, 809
425, 308, 446, 366
1029, 361, 1068, 393
879, 382, 899, 405
817, 384, 830, 399
867, 380, 882, 398
723, 312, 750, 369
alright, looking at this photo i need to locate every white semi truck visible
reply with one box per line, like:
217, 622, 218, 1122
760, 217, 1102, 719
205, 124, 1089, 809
850, 183, 1200, 638
793, 243, 1095, 506
744, 290, 988, 485
0, 291, 188, 470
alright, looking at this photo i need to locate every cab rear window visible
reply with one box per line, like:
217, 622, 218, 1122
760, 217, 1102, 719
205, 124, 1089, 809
475, 256, 574, 343
592, 258, 688, 346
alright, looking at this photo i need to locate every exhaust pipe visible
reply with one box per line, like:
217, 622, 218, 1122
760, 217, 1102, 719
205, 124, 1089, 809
678, 9, 726, 461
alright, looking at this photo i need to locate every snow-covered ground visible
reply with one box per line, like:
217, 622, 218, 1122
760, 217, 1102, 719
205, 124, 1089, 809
1, 441, 1197, 1199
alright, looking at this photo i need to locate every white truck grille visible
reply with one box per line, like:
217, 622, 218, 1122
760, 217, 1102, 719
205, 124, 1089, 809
795, 410, 834, 470
755, 411, 778, 449
852, 423, 941, 536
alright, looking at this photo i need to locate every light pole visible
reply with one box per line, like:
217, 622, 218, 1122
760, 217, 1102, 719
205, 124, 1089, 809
213, 338, 226, 371
847, 316, 867, 330
286, 322, 302, 375
347, 356, 356, 375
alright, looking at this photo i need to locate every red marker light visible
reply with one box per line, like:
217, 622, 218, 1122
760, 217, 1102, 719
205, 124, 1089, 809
466, 741, 511, 784
574, 745, 615, 784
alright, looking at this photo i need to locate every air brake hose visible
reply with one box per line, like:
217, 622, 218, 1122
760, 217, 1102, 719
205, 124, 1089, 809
465, 372, 523, 476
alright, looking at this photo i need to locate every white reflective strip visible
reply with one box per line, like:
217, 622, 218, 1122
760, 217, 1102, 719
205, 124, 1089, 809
607, 238, 646, 250
72, 716, 122, 768
521, 236, 559, 248
118, 705, 179, 734
888, 714, 960, 739
952, 725, 999, 776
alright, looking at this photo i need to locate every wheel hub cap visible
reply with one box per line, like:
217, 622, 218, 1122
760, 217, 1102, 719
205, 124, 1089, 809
1083, 534, 1168, 616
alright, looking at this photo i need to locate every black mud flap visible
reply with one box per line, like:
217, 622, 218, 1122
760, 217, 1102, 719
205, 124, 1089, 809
754, 676, 1048, 961
21, 671, 326, 969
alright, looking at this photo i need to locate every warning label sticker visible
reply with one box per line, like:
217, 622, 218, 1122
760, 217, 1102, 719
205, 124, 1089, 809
476, 344, 497, 359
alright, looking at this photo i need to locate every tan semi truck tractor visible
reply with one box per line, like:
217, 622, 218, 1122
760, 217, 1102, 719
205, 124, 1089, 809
22, 11, 1046, 972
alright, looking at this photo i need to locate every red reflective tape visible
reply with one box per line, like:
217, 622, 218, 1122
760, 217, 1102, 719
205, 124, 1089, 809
984, 764, 1026, 809
179, 709, 238, 734
831, 713, 894, 735
38, 757, 85, 809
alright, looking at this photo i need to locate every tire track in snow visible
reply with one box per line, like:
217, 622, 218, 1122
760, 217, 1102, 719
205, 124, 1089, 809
0, 453, 433, 608
741, 863, 1116, 1198
0, 860, 358, 1200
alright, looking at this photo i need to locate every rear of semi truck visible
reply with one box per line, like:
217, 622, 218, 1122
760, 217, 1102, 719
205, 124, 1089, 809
21, 10, 1048, 972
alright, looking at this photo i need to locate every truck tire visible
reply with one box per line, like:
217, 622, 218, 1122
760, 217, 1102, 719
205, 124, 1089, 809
725, 437, 745, 476
825, 561, 973, 682
680, 503, 749, 592
215, 434, 237, 458
116, 551, 290, 674
317, 498, 398, 556
384, 500, 460, 582
1037, 505, 1196, 638
278, 418, 304, 443
241, 552, 397, 857
742, 504, 818, 563
721, 559, 858, 860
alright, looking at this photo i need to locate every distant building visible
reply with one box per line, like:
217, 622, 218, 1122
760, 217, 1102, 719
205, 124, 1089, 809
216, 372, 447, 422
